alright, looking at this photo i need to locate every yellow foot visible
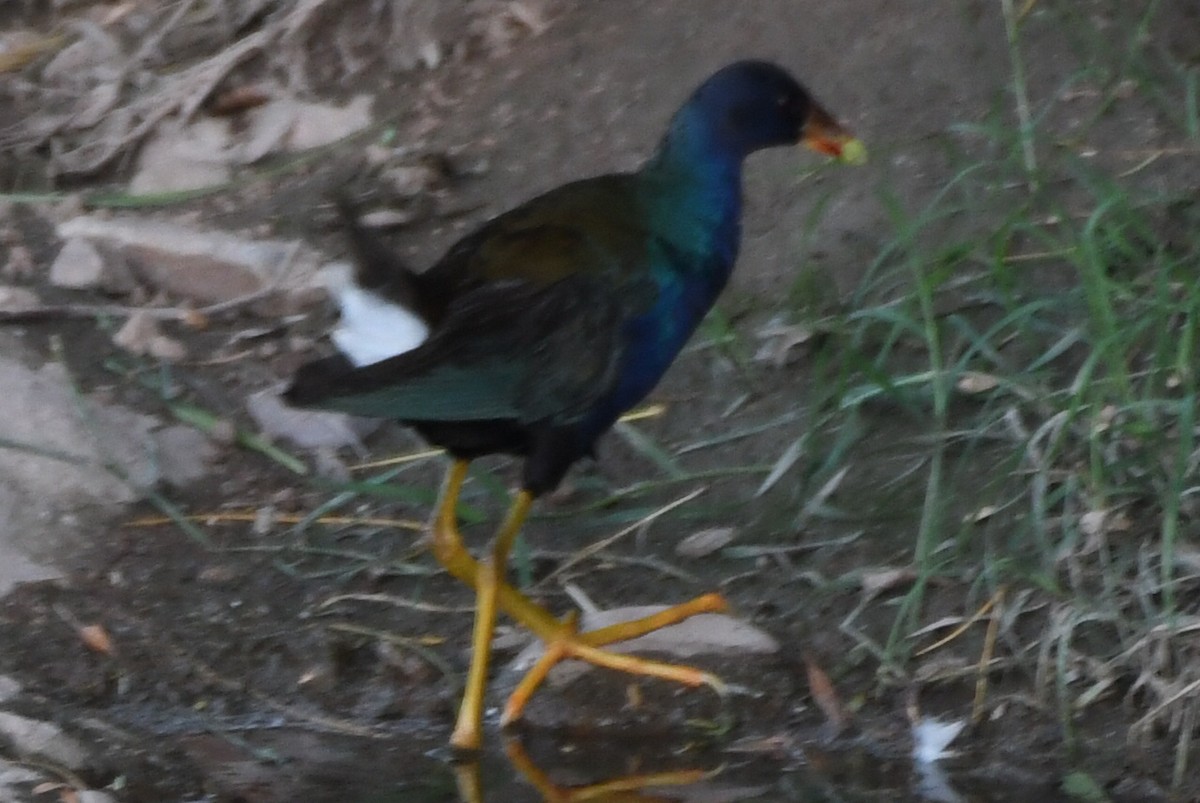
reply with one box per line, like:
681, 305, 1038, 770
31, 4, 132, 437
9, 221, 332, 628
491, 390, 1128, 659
500, 592, 731, 727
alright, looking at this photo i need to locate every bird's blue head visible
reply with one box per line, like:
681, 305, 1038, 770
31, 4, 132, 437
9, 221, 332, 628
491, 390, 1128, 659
663, 60, 865, 165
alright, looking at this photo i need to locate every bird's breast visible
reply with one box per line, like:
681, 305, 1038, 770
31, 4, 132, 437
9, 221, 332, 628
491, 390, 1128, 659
578, 263, 729, 444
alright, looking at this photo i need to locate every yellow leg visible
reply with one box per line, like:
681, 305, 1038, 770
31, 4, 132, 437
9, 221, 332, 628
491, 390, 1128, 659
428, 460, 731, 745
449, 482, 533, 751
578, 592, 729, 647
430, 461, 566, 642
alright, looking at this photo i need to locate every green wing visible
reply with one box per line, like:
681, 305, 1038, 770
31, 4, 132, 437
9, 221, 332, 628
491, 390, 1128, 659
291, 272, 654, 423
288, 174, 660, 424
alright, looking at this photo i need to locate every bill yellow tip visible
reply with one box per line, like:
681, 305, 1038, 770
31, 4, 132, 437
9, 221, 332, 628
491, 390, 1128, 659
839, 138, 868, 166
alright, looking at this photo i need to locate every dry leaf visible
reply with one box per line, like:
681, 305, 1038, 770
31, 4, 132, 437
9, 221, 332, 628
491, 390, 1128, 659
181, 308, 209, 330
57, 215, 321, 310
755, 322, 816, 366
31, 782, 68, 795
1092, 404, 1118, 434
756, 438, 804, 497
73, 82, 122, 130
804, 653, 848, 732
1079, 509, 1108, 537
726, 733, 792, 756
956, 371, 1000, 394
130, 118, 233, 194
100, 2, 139, 26
861, 567, 918, 597
359, 208, 422, 229
384, 164, 442, 197
507, 1, 552, 35
41, 25, 119, 79
209, 84, 273, 115
965, 505, 997, 524
282, 95, 373, 151
0, 32, 64, 73
113, 312, 187, 362
78, 624, 114, 655
1107, 511, 1132, 532
675, 527, 736, 559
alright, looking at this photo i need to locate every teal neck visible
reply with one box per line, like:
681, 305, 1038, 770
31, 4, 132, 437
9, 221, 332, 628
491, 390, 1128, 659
640, 103, 744, 269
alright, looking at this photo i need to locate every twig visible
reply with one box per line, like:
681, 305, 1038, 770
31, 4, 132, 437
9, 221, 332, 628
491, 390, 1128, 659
125, 510, 426, 532
914, 591, 1002, 657
532, 487, 706, 589
0, 240, 304, 326
533, 550, 700, 585
1001, 0, 1038, 191
317, 592, 473, 615
325, 621, 460, 693
973, 587, 1006, 724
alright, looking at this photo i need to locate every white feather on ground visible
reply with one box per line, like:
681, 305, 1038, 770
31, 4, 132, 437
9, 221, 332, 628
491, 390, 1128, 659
912, 717, 966, 764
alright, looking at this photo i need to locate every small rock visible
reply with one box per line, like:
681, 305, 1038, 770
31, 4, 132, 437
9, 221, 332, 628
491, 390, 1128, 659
248, 386, 380, 451
2, 244, 33, 279
0, 285, 39, 313
0, 352, 161, 506
152, 425, 219, 487
0, 345, 166, 597
49, 238, 106, 289
0, 675, 22, 703
0, 712, 89, 770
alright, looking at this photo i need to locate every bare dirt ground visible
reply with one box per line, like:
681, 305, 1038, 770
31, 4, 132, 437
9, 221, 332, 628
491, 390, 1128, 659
0, 1, 1198, 801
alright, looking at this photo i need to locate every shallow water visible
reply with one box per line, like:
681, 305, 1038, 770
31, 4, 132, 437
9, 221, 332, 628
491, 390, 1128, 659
166, 719, 1074, 803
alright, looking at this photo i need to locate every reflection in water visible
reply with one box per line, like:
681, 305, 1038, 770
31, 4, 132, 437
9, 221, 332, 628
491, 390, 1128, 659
453, 735, 713, 803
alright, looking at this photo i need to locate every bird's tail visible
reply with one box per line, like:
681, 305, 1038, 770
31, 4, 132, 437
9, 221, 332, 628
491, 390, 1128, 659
282, 354, 358, 408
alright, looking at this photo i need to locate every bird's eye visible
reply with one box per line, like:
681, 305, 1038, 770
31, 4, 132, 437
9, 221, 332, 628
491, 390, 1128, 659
776, 95, 788, 107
